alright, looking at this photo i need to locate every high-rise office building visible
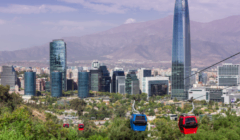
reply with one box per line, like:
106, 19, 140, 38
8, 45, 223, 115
89, 61, 101, 91
99, 65, 111, 92
1, 66, 17, 91
171, 0, 191, 100
67, 79, 74, 91
199, 72, 208, 85
89, 61, 111, 92
24, 72, 36, 96
78, 72, 89, 98
51, 72, 62, 97
218, 64, 240, 86
112, 70, 125, 94
89, 70, 101, 92
144, 77, 169, 98
139, 68, 152, 93
125, 71, 139, 95
50, 39, 67, 91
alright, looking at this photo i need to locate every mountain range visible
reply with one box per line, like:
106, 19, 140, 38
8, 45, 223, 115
1, 15, 240, 67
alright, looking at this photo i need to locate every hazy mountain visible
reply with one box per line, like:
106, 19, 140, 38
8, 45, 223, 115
1, 15, 240, 67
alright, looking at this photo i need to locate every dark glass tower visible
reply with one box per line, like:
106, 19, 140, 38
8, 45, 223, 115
51, 72, 62, 97
112, 71, 125, 93
78, 72, 89, 98
171, 0, 191, 100
24, 72, 36, 96
99, 65, 111, 92
89, 62, 111, 92
50, 39, 67, 91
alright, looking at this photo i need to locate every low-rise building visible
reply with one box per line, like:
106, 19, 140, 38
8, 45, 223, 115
143, 76, 169, 97
188, 87, 223, 102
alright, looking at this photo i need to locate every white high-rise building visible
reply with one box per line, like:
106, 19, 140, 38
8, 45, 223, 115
138, 68, 152, 93
218, 63, 240, 86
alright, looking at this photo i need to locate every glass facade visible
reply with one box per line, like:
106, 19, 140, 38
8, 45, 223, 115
148, 80, 168, 97
1, 66, 16, 91
112, 71, 125, 93
218, 64, 240, 86
206, 88, 223, 102
131, 80, 140, 95
24, 72, 36, 96
89, 65, 111, 92
125, 72, 139, 95
171, 0, 191, 100
116, 76, 125, 94
143, 70, 151, 77
78, 72, 89, 98
50, 39, 67, 91
99, 66, 111, 92
90, 70, 101, 91
67, 79, 74, 91
51, 72, 62, 97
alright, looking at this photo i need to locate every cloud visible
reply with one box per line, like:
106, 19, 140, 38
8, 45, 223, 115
42, 20, 116, 31
0, 19, 6, 25
124, 18, 136, 24
60, 0, 240, 22
59, 0, 174, 14
0, 4, 77, 14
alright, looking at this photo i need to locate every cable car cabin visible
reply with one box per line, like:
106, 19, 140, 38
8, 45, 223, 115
78, 124, 84, 131
63, 124, 69, 128
178, 114, 198, 135
130, 114, 147, 131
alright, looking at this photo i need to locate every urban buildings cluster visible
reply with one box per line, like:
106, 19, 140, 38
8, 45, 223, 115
0, 40, 173, 99
0, 0, 239, 105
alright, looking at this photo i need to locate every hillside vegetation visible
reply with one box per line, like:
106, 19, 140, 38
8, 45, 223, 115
1, 85, 240, 139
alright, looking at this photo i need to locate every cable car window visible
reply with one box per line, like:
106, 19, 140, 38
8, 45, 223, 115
136, 116, 146, 121
79, 125, 84, 128
185, 118, 196, 123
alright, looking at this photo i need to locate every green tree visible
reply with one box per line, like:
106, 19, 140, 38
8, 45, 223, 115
69, 99, 87, 116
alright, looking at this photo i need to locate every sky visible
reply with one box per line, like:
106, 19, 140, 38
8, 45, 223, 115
0, 0, 240, 51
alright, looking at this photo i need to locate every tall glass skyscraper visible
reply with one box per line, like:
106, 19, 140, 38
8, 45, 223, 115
24, 72, 36, 96
50, 39, 67, 91
171, 0, 191, 100
51, 72, 62, 97
78, 72, 89, 98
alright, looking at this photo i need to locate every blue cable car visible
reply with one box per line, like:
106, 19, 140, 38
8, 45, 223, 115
130, 114, 147, 131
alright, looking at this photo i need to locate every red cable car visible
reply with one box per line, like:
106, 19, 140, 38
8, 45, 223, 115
63, 124, 69, 128
178, 114, 198, 135
78, 124, 84, 131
